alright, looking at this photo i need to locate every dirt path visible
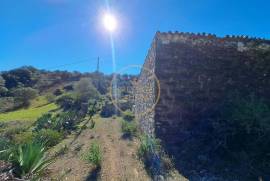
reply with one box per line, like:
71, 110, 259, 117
97, 118, 150, 181
45, 121, 97, 180
45, 117, 151, 181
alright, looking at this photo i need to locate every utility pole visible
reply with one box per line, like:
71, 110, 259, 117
96, 57, 100, 73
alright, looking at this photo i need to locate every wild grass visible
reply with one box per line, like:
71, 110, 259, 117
0, 103, 57, 122
30, 96, 49, 108
138, 135, 174, 178
84, 142, 102, 167
121, 120, 138, 137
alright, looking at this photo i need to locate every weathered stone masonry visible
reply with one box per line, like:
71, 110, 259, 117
135, 31, 270, 147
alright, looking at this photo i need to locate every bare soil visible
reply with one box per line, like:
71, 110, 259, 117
44, 117, 151, 181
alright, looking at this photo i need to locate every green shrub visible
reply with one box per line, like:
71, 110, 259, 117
8, 142, 52, 179
74, 78, 100, 101
0, 86, 8, 97
0, 97, 15, 113
13, 131, 34, 145
0, 137, 12, 160
84, 142, 102, 167
11, 87, 38, 108
3, 125, 29, 140
119, 100, 133, 112
53, 88, 63, 96
122, 110, 135, 122
53, 111, 79, 131
121, 120, 138, 137
45, 93, 56, 103
34, 129, 63, 147
220, 94, 270, 174
56, 94, 76, 111
138, 135, 161, 159
100, 101, 116, 117
34, 112, 80, 132
34, 113, 54, 131
138, 135, 164, 177
88, 99, 102, 118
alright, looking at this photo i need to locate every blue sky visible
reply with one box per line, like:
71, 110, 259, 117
1, 0, 270, 74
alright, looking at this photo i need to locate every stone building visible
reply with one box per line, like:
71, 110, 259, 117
134, 31, 270, 179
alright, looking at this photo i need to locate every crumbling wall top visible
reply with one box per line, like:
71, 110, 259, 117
154, 31, 270, 49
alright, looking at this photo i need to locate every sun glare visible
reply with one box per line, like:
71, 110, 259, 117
103, 13, 117, 32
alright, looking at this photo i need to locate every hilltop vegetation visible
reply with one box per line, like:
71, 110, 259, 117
0, 66, 147, 180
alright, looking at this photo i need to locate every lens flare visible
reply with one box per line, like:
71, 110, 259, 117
103, 13, 117, 32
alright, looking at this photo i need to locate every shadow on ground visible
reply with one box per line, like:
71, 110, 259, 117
85, 167, 101, 181
121, 133, 134, 141
156, 120, 270, 181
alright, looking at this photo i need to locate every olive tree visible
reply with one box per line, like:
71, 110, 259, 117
74, 78, 100, 102
12, 87, 38, 107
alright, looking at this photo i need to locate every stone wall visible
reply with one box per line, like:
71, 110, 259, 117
135, 31, 270, 138
135, 32, 270, 179
153, 32, 270, 144
135, 32, 270, 180
134, 37, 157, 135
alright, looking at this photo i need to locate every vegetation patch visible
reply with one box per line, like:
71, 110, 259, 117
84, 142, 102, 168
34, 129, 64, 147
1, 141, 52, 180
0, 103, 57, 122
121, 120, 138, 138
138, 135, 174, 179
122, 110, 135, 122
13, 131, 34, 145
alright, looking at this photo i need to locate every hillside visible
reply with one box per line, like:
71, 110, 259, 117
0, 67, 184, 181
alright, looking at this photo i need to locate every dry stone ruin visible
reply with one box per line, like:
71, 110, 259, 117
134, 31, 270, 180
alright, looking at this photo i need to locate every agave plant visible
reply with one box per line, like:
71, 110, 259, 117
10, 142, 52, 179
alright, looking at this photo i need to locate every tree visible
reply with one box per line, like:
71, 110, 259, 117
90, 73, 110, 94
2, 67, 37, 89
0, 75, 5, 87
0, 87, 8, 97
12, 87, 38, 107
74, 78, 100, 102
56, 94, 76, 110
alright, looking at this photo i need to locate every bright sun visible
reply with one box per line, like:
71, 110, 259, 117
103, 13, 117, 32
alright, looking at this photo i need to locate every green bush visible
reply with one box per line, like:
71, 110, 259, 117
122, 110, 135, 122
88, 99, 102, 118
8, 142, 52, 179
138, 135, 161, 159
119, 100, 133, 112
34, 112, 80, 132
100, 101, 116, 117
13, 131, 34, 145
0, 137, 12, 160
121, 120, 138, 137
34, 113, 54, 131
84, 142, 102, 167
0, 97, 15, 112
53, 88, 63, 96
56, 94, 76, 111
0, 86, 8, 96
138, 135, 164, 177
53, 111, 79, 131
11, 87, 38, 107
220, 94, 270, 174
45, 93, 56, 103
34, 129, 63, 147
74, 78, 100, 101
3, 124, 29, 140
